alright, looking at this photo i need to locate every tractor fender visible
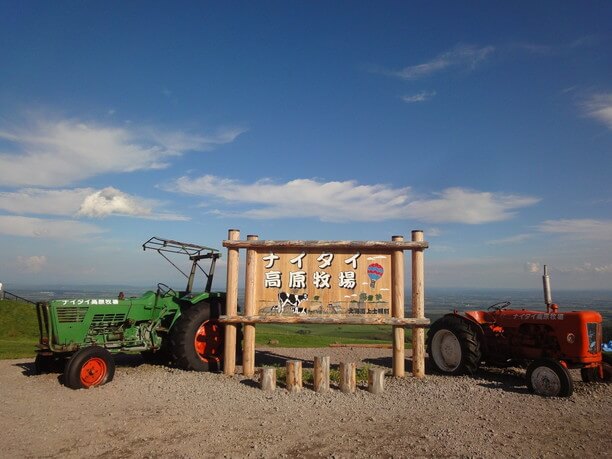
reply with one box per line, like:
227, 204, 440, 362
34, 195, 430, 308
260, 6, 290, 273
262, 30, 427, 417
441, 312, 486, 348
183, 291, 226, 305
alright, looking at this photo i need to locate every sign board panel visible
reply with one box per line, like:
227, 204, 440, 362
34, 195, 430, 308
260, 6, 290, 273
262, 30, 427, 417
254, 249, 392, 315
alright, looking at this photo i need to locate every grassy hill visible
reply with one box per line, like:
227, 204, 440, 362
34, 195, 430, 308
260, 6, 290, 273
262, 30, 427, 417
0, 299, 39, 358
0, 299, 402, 359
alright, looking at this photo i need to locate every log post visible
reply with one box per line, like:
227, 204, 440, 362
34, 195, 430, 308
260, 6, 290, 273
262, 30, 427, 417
391, 235, 405, 377
411, 230, 425, 378
339, 362, 356, 393
286, 360, 302, 392
223, 229, 240, 375
368, 368, 385, 394
260, 368, 276, 392
313, 356, 330, 393
242, 234, 258, 377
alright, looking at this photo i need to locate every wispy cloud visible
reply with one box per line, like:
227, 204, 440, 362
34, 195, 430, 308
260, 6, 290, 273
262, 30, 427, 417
487, 234, 532, 245
524, 261, 541, 273
169, 176, 538, 224
548, 262, 612, 274
387, 44, 494, 80
0, 215, 104, 239
582, 92, 612, 130
401, 90, 436, 103
0, 188, 93, 216
0, 116, 246, 187
0, 187, 187, 221
16, 255, 47, 273
537, 219, 612, 241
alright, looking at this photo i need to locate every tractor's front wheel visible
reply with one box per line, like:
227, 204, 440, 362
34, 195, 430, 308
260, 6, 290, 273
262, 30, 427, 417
170, 301, 223, 372
63, 346, 115, 389
427, 315, 481, 375
526, 359, 573, 397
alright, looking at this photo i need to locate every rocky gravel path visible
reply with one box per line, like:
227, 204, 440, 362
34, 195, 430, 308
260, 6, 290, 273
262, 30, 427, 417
1, 347, 610, 458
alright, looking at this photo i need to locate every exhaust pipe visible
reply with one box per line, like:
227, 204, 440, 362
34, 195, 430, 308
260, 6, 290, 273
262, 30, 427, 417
542, 265, 557, 313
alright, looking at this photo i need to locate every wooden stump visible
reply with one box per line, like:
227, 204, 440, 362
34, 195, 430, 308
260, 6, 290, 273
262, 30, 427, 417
339, 362, 356, 393
260, 368, 276, 392
314, 356, 330, 393
368, 368, 385, 394
286, 360, 302, 393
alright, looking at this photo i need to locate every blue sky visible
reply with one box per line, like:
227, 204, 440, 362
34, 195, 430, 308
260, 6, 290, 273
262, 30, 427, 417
0, 1, 610, 290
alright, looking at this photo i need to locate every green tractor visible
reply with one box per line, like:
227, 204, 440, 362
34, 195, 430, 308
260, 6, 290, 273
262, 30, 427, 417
35, 237, 229, 389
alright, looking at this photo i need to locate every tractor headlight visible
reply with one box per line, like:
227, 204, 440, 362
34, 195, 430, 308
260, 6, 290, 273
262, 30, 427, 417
587, 322, 599, 354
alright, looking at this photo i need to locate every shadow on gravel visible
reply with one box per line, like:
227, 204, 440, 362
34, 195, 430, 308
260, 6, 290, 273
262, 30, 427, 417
254, 350, 313, 368
363, 356, 414, 373
239, 379, 260, 389
474, 366, 529, 394
14, 361, 36, 376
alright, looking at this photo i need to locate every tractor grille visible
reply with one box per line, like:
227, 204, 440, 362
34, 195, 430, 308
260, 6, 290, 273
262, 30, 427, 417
91, 313, 127, 327
56, 306, 89, 323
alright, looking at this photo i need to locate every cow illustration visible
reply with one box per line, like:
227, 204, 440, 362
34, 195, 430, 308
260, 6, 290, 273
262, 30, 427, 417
274, 292, 308, 314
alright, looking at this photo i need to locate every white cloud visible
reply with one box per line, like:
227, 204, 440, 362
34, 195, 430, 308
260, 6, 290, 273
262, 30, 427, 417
77, 187, 187, 220
582, 93, 612, 130
537, 219, 612, 241
0, 187, 187, 221
170, 176, 538, 224
0, 215, 104, 239
405, 188, 539, 224
0, 116, 246, 187
390, 44, 494, 80
401, 91, 436, 103
16, 255, 47, 273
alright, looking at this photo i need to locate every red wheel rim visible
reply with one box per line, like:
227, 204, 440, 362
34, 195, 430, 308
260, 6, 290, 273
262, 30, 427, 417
194, 320, 221, 363
80, 357, 107, 387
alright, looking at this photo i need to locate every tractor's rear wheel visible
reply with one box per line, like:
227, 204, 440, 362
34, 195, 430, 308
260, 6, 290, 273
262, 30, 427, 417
63, 346, 115, 389
170, 301, 224, 372
427, 315, 481, 375
526, 359, 573, 397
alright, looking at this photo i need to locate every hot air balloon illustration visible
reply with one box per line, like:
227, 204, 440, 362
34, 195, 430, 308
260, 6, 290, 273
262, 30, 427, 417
367, 263, 384, 288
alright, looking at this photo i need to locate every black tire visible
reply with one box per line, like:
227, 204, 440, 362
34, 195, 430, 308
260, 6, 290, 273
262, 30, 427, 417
34, 353, 65, 374
427, 315, 481, 375
63, 346, 115, 389
170, 301, 224, 372
526, 359, 573, 397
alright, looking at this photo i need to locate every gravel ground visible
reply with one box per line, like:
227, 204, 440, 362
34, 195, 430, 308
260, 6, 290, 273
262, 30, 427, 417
1, 347, 610, 458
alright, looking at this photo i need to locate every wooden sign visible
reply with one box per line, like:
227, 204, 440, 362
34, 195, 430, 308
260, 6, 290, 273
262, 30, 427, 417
221, 231, 430, 379
254, 249, 391, 316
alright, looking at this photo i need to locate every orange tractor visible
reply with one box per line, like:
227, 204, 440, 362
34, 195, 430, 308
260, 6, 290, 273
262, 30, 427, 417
427, 266, 611, 396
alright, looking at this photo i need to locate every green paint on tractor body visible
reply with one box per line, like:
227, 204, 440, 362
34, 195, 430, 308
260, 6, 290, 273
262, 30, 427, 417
37, 290, 225, 354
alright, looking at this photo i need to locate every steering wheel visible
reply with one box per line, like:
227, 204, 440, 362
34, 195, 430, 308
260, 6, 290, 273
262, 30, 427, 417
487, 301, 511, 311
157, 283, 177, 297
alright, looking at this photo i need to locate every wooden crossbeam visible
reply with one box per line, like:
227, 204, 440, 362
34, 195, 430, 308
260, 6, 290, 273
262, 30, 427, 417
218, 314, 430, 326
